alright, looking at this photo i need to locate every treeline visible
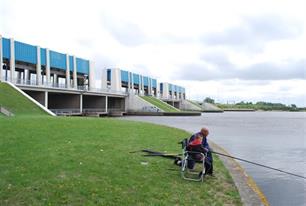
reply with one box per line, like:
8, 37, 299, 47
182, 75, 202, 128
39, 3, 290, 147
203, 98, 305, 111
216, 101, 304, 111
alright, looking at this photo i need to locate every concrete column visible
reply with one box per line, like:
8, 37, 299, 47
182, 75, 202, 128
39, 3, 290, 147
36, 46, 41, 85
66, 54, 70, 89
105, 96, 108, 113
89, 61, 95, 90
131, 72, 134, 94
46, 49, 50, 86
26, 70, 31, 83
163, 83, 169, 99
10, 38, 15, 82
80, 94, 83, 113
156, 81, 160, 98
53, 73, 57, 85
22, 70, 26, 81
111, 68, 121, 92
17, 72, 21, 82
0, 35, 3, 81
141, 75, 144, 95
127, 71, 131, 92
45, 91, 48, 108
101, 69, 108, 90
149, 78, 152, 95
73, 56, 77, 89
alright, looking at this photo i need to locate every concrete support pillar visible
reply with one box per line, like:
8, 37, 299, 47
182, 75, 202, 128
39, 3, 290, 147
80, 94, 83, 113
10, 38, 15, 82
149, 78, 152, 95
105, 96, 108, 113
66, 54, 70, 89
17, 71, 21, 82
45, 91, 48, 108
89, 61, 95, 90
22, 70, 26, 81
46, 49, 50, 86
111, 68, 121, 92
26, 70, 31, 83
101, 69, 108, 90
131, 72, 134, 94
53, 73, 58, 85
163, 83, 169, 99
73, 56, 77, 89
141, 75, 144, 95
36, 46, 41, 85
0, 35, 3, 81
127, 71, 131, 93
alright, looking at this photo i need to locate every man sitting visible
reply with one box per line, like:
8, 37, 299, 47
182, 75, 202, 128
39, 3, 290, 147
187, 128, 213, 175
187, 134, 208, 161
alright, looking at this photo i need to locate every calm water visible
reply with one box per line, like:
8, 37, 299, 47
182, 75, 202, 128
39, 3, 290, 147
122, 112, 306, 206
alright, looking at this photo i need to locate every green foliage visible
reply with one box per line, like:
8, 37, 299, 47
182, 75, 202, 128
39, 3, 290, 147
0, 117, 241, 205
140, 96, 180, 112
0, 83, 47, 116
204, 97, 215, 104
217, 101, 303, 111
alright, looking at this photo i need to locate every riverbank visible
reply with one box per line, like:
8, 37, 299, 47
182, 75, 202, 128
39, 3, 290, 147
0, 116, 241, 205
121, 112, 306, 206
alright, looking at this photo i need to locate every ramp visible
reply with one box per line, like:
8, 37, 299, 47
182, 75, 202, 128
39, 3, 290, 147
140, 96, 180, 112
0, 82, 55, 116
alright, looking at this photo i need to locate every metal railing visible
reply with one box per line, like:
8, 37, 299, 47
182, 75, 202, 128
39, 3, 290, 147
9, 78, 127, 95
50, 109, 82, 115
83, 108, 107, 113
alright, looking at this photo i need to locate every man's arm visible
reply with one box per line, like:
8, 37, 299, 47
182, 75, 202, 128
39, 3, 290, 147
202, 137, 209, 150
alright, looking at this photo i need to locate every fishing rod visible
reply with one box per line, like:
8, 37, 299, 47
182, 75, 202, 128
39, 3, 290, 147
211, 151, 306, 180
131, 149, 306, 180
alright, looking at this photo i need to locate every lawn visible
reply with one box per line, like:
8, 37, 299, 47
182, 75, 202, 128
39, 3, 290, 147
0, 116, 242, 206
0, 83, 46, 116
140, 96, 180, 112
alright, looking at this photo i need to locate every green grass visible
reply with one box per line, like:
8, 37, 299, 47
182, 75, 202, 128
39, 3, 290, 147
187, 100, 203, 110
0, 116, 242, 206
140, 96, 180, 112
0, 83, 47, 117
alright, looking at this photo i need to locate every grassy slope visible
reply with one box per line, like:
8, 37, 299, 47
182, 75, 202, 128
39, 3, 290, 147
0, 83, 47, 116
0, 117, 241, 206
140, 96, 180, 112
187, 100, 203, 110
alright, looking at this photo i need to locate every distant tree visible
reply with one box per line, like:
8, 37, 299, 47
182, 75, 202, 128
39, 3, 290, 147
204, 97, 215, 104
290, 104, 297, 108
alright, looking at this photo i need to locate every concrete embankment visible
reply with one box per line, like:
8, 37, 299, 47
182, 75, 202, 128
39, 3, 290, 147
127, 111, 201, 116
209, 141, 269, 206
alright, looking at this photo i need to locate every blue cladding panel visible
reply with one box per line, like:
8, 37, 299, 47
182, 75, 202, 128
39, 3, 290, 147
174, 85, 177, 93
160, 83, 163, 91
107, 69, 111, 81
2, 38, 10, 59
143, 76, 148, 86
152, 79, 157, 88
121, 70, 129, 82
69, 56, 74, 71
50, 50, 66, 70
133, 73, 140, 84
76, 58, 89, 74
15, 41, 37, 64
40, 48, 46, 66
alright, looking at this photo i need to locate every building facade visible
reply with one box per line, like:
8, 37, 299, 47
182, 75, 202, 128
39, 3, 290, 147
160, 82, 186, 100
0, 35, 94, 90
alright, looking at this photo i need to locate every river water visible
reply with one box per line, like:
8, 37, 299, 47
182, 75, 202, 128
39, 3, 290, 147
122, 112, 306, 206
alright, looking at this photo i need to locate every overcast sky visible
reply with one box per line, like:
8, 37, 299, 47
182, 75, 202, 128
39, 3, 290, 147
1, 0, 305, 106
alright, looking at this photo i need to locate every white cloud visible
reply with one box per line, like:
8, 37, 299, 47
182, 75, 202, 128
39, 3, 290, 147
1, 0, 306, 106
